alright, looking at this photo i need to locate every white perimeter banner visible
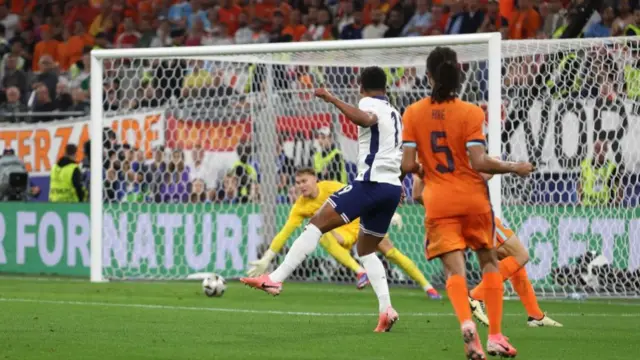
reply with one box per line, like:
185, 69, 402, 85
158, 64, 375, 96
0, 110, 165, 176
506, 98, 640, 173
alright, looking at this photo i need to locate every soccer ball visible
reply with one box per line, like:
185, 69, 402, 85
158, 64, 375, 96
202, 274, 227, 297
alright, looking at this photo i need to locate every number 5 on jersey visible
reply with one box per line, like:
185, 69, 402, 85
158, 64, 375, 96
430, 131, 455, 173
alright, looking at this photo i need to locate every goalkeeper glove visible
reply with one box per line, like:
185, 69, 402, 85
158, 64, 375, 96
247, 249, 277, 277
391, 213, 403, 230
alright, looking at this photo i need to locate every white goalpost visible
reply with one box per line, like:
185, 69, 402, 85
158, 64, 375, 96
89, 34, 640, 298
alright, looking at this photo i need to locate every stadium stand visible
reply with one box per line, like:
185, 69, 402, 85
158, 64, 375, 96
0, 0, 630, 204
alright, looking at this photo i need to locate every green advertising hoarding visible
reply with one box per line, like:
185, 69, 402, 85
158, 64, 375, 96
1, 203, 638, 286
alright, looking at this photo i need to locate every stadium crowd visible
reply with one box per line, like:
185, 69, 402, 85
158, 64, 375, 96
0, 0, 636, 205
0, 0, 630, 122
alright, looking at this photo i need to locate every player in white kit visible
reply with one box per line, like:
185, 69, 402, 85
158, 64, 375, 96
241, 66, 405, 332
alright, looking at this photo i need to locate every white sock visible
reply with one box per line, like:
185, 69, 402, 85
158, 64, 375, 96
269, 224, 323, 283
360, 253, 391, 313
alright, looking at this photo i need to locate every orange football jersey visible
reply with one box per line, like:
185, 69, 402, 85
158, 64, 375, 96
403, 97, 490, 219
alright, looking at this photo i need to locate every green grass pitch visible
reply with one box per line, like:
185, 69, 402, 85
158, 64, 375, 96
1, 277, 638, 360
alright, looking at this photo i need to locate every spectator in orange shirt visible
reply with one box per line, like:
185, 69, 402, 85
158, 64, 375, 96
218, 0, 244, 36
33, 25, 60, 72
282, 9, 307, 41
508, 0, 541, 39
64, 21, 95, 71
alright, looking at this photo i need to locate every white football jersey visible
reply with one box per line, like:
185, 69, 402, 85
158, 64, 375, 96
354, 96, 403, 186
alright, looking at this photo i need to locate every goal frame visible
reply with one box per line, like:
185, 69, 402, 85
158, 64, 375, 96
89, 33, 503, 283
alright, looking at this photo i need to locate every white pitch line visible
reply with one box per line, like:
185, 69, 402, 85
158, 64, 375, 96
1, 298, 639, 318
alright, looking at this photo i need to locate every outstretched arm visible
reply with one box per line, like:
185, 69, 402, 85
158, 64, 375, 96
467, 145, 533, 176
314, 88, 378, 128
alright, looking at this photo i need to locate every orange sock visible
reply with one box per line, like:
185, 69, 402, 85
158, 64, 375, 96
470, 256, 522, 301
510, 267, 544, 320
446, 274, 472, 325
483, 272, 504, 336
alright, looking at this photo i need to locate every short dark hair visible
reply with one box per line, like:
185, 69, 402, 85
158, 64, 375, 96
66, 144, 78, 157
359, 66, 387, 93
426, 46, 460, 103
295, 167, 316, 177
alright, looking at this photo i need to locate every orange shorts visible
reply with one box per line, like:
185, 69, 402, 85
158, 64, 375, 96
425, 211, 496, 260
494, 217, 515, 245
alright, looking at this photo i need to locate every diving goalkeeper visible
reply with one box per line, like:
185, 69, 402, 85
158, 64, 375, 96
248, 167, 441, 299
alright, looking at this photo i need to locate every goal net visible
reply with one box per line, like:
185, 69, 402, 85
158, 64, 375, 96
91, 35, 640, 298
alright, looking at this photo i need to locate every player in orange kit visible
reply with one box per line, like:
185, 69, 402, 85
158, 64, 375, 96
400, 46, 533, 359
412, 174, 563, 328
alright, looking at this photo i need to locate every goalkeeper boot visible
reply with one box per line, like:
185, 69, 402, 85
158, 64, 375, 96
487, 334, 517, 358
240, 274, 282, 296
469, 296, 489, 327
426, 288, 442, 300
356, 272, 370, 290
527, 314, 563, 328
461, 320, 486, 360
374, 306, 399, 333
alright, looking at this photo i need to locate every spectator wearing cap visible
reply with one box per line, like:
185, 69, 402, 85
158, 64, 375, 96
49, 144, 86, 203
33, 25, 59, 72
0, 86, 28, 123
340, 10, 364, 40
363, 9, 388, 39
313, 127, 347, 184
